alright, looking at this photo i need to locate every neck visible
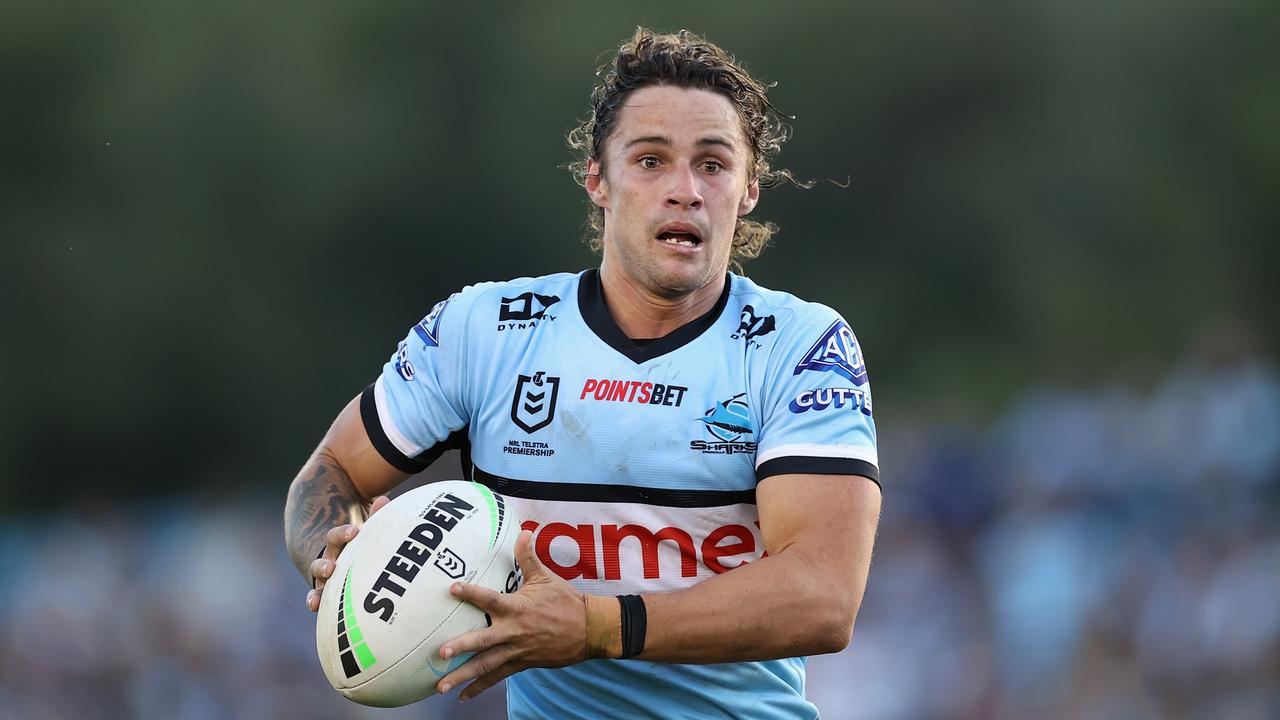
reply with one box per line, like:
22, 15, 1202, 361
598, 261, 727, 340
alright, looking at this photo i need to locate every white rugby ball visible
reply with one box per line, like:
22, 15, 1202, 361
315, 480, 521, 707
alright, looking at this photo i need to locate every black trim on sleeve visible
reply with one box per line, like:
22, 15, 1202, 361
756, 456, 881, 488
578, 269, 732, 364
472, 467, 757, 507
359, 383, 469, 475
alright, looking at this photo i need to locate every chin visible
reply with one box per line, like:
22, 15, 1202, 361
651, 266, 717, 297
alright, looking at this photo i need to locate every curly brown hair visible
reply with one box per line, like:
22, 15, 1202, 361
567, 28, 805, 268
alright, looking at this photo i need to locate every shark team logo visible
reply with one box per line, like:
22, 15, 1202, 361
691, 393, 757, 455
793, 320, 868, 386
510, 371, 560, 433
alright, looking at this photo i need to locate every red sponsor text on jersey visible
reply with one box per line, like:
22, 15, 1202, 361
521, 519, 767, 580
579, 379, 688, 407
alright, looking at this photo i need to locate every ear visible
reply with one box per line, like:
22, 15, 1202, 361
585, 159, 609, 209
738, 177, 760, 216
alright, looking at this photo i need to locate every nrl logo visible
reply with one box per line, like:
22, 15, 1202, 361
433, 548, 467, 579
793, 320, 868, 386
510, 371, 560, 433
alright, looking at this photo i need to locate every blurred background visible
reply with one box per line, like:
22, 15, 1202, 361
2, 0, 1278, 718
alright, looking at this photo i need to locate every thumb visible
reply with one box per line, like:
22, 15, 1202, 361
514, 530, 546, 582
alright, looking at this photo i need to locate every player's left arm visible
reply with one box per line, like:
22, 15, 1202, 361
637, 471, 880, 662
434, 473, 880, 700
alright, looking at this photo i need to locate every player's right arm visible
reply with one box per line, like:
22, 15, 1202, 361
285, 288, 479, 611
284, 394, 408, 611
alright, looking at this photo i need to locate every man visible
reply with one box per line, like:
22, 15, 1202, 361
284, 28, 881, 719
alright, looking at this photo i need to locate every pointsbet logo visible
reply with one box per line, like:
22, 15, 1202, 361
579, 378, 689, 407
518, 519, 765, 580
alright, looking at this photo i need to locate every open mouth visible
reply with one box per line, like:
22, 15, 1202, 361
655, 223, 703, 248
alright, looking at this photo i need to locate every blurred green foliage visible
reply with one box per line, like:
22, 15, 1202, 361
2, 0, 1276, 509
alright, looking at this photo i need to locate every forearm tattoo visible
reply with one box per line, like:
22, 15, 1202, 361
284, 455, 367, 583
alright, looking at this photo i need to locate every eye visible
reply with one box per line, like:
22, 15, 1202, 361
639, 156, 662, 170
702, 160, 724, 174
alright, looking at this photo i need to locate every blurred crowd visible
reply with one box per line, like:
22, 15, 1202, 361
2, 326, 1277, 720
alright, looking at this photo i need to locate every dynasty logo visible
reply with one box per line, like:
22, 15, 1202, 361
731, 305, 776, 348
691, 393, 758, 455
498, 292, 560, 331
511, 371, 560, 433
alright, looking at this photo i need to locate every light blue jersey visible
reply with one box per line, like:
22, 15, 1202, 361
363, 269, 878, 719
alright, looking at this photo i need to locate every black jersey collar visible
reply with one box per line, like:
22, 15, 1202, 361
578, 268, 732, 363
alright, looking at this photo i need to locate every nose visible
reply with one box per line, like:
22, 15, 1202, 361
665, 165, 703, 210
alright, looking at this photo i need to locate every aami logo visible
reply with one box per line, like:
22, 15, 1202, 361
793, 320, 868, 386
511, 371, 560, 433
691, 393, 757, 455
362, 493, 475, 623
413, 294, 456, 348
520, 520, 766, 580
579, 378, 689, 407
499, 292, 560, 331
731, 305, 776, 348
789, 387, 873, 417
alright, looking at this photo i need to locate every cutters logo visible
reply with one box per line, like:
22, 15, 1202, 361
789, 387, 873, 417
793, 320, 868, 386
731, 305, 776, 348
499, 292, 560, 331
511, 371, 560, 433
691, 393, 758, 455
413, 294, 456, 348
579, 378, 689, 407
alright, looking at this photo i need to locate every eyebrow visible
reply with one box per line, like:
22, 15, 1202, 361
623, 135, 737, 152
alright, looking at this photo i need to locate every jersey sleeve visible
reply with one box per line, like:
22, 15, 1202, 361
755, 307, 880, 487
359, 288, 479, 474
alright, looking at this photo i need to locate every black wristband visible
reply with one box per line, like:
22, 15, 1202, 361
617, 594, 647, 659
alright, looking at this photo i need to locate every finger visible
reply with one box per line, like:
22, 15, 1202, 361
439, 624, 506, 660
450, 581, 510, 614
310, 557, 335, 582
306, 589, 321, 612
459, 662, 519, 702
513, 530, 545, 581
369, 495, 390, 516
325, 524, 358, 557
437, 646, 515, 697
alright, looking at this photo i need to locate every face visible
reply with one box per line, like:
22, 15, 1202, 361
585, 85, 760, 299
